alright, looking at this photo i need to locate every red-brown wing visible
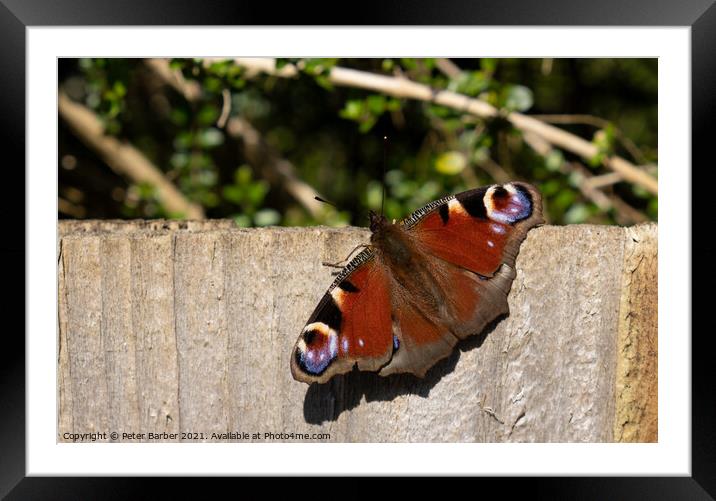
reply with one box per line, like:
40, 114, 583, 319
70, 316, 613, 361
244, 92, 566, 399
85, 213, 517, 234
375, 182, 543, 377
378, 250, 516, 377
379, 296, 456, 378
291, 250, 394, 384
404, 182, 543, 277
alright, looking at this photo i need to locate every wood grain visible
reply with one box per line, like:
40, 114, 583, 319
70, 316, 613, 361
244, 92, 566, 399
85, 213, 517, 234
57, 221, 657, 442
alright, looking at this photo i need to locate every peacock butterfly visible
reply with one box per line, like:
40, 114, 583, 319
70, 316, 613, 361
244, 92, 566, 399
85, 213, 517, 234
291, 182, 543, 384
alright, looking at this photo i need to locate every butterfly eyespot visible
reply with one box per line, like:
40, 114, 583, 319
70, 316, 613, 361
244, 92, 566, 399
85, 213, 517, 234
303, 330, 317, 345
492, 186, 509, 198
295, 324, 339, 376
485, 184, 532, 224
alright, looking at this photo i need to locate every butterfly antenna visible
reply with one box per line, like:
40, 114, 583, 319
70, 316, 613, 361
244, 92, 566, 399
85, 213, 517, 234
314, 195, 337, 208
381, 135, 388, 217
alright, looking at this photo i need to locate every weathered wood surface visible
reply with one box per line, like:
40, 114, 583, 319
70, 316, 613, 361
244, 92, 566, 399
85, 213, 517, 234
57, 220, 657, 442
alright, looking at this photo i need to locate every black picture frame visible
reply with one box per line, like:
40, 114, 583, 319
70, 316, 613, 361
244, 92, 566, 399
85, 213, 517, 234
2, 0, 713, 497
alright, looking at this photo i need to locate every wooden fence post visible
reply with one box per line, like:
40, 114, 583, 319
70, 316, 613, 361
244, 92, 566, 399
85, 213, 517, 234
58, 221, 657, 442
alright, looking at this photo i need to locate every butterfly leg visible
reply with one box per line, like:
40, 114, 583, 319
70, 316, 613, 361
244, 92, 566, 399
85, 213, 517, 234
321, 243, 371, 268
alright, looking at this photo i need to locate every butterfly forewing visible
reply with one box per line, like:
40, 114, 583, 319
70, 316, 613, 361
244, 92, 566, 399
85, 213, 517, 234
291, 250, 394, 384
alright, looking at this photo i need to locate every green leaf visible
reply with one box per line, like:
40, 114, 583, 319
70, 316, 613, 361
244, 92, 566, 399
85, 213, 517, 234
314, 75, 334, 91
386, 98, 402, 111
393, 180, 418, 199
588, 152, 605, 168
339, 100, 364, 120
545, 149, 564, 171
170, 152, 189, 169
453, 71, 490, 96
365, 181, 384, 210
197, 104, 220, 126
222, 185, 244, 205
480, 58, 497, 74
112, 80, 126, 98
173, 131, 193, 150
246, 181, 269, 205
202, 192, 219, 207
204, 76, 223, 94
235, 165, 252, 185
553, 190, 576, 211
253, 208, 281, 227
564, 204, 592, 224
198, 128, 224, 148
399, 58, 418, 70
540, 179, 562, 197
366, 95, 386, 115
435, 151, 467, 175
427, 104, 453, 118
170, 108, 188, 126
503, 85, 534, 112
232, 214, 252, 227
358, 117, 377, 133
632, 184, 650, 199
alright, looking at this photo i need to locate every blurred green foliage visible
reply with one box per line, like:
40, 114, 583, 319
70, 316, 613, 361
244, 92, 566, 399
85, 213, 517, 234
59, 58, 657, 226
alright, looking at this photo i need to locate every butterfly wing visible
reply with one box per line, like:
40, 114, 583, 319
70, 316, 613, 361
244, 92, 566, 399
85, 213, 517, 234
291, 249, 395, 384
378, 181, 543, 377
403, 182, 543, 277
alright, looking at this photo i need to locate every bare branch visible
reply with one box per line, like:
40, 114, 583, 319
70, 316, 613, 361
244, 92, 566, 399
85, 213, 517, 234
435, 58, 462, 79
478, 157, 512, 185
222, 57, 658, 196
583, 172, 623, 190
216, 88, 232, 128
58, 91, 205, 219
144, 58, 201, 102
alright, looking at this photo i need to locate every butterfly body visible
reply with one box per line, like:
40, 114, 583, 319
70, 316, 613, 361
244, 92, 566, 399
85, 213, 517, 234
291, 182, 543, 384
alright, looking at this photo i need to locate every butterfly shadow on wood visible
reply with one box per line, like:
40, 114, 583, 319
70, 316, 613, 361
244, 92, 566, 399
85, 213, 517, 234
302, 312, 506, 425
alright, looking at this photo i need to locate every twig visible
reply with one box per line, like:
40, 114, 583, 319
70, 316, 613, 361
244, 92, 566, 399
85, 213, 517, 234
222, 57, 658, 196
216, 88, 232, 129
145, 58, 324, 220
144, 58, 201, 102
435, 58, 462, 79
58, 91, 205, 220
567, 163, 615, 213
583, 172, 623, 190
610, 196, 649, 225
478, 157, 511, 185
531, 113, 611, 129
